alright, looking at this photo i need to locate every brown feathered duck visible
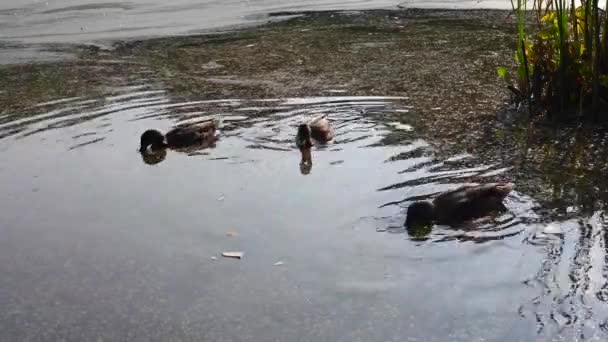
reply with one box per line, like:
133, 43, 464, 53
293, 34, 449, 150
295, 115, 335, 165
139, 120, 217, 153
405, 183, 514, 230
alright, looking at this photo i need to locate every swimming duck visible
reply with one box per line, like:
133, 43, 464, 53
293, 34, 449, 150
405, 183, 513, 230
295, 115, 335, 165
139, 120, 217, 153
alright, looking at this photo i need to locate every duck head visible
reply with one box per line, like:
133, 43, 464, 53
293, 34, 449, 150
405, 201, 435, 236
296, 124, 313, 150
139, 129, 166, 152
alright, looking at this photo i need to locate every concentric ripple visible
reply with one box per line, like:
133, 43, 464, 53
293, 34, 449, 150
0, 84, 581, 341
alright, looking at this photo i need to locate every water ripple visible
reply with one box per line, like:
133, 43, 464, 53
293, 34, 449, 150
0, 86, 561, 340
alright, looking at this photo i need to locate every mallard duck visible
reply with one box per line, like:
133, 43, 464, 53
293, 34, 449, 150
295, 115, 335, 164
139, 120, 217, 153
405, 183, 513, 229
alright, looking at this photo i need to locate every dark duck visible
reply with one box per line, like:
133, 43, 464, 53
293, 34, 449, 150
295, 115, 335, 166
139, 120, 218, 153
405, 183, 514, 232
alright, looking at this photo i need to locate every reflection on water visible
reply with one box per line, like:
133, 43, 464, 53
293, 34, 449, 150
518, 214, 608, 341
0, 76, 605, 340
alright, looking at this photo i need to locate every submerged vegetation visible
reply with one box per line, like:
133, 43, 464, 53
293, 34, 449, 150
502, 0, 608, 120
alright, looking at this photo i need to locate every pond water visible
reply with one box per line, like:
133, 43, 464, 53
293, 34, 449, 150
0, 66, 599, 341
2, 5, 608, 342
0, 0, 510, 46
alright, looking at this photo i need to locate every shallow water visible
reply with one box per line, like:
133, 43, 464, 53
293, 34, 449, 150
0, 0, 510, 46
0, 66, 578, 340
3, 7, 608, 342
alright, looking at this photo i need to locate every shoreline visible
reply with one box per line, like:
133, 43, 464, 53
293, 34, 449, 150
1, 8, 514, 65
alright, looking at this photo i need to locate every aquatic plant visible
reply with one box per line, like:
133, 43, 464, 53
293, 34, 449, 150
499, 0, 608, 120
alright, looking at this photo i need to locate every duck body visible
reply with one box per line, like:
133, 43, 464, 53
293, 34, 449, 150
165, 122, 217, 148
139, 121, 217, 152
405, 183, 513, 229
308, 116, 335, 143
295, 116, 335, 168
295, 115, 335, 150
432, 183, 513, 224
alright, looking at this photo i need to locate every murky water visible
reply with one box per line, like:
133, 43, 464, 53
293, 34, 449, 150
2, 5, 608, 342
0, 0, 511, 46
0, 65, 581, 340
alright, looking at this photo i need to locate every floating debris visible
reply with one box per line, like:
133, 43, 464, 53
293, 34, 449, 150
225, 231, 239, 237
387, 122, 413, 131
543, 224, 562, 235
222, 251, 244, 259
201, 61, 223, 70
210, 256, 218, 261
273, 261, 284, 266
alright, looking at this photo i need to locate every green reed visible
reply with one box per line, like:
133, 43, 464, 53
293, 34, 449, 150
499, 0, 608, 120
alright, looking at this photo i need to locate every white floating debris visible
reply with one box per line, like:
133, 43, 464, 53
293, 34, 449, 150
273, 261, 284, 266
201, 61, 223, 70
543, 224, 562, 235
210, 256, 218, 261
387, 122, 413, 131
222, 251, 244, 259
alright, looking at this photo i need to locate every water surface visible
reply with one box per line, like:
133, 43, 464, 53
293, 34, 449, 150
0, 0, 511, 46
2, 8, 608, 342
0, 75, 549, 340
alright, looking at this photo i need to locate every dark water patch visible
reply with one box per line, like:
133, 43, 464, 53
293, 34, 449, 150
68, 137, 106, 150
246, 144, 292, 152
72, 132, 97, 139
41, 2, 134, 14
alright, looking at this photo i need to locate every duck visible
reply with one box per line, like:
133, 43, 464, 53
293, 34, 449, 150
405, 183, 514, 230
139, 120, 217, 153
295, 115, 335, 165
